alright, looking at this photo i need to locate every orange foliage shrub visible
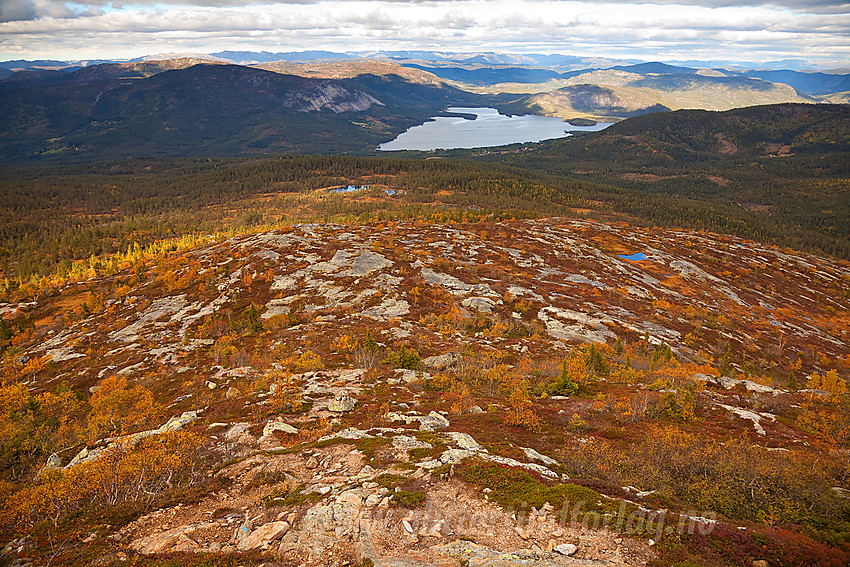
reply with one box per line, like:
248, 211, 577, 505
332, 334, 358, 355
2, 430, 204, 530
504, 387, 542, 433
88, 376, 163, 439
796, 403, 850, 446
280, 350, 325, 373
807, 369, 847, 401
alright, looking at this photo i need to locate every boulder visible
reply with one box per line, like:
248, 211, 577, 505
328, 391, 357, 412
395, 369, 431, 383
554, 543, 578, 556
418, 411, 450, 431
263, 419, 299, 437
237, 521, 290, 550
422, 353, 459, 371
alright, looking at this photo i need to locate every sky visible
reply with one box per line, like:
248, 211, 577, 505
0, 0, 848, 68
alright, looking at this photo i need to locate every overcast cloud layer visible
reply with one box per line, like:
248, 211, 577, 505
0, 0, 848, 67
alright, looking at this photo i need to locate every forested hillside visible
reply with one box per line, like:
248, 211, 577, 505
497, 103, 850, 258
0, 64, 485, 162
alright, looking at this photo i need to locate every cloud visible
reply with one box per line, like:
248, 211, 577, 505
2, 0, 848, 23
0, 0, 846, 67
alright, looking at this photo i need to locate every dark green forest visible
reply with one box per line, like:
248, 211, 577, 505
2, 150, 847, 286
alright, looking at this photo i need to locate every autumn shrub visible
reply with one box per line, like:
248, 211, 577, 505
352, 331, 381, 369
0, 380, 84, 473
657, 387, 697, 422
807, 369, 848, 401
560, 426, 850, 528
796, 403, 850, 446
585, 344, 610, 377
264, 369, 307, 414
658, 521, 850, 567
504, 387, 542, 432
2, 430, 205, 531
332, 334, 358, 355
442, 382, 472, 415
279, 350, 325, 373
88, 376, 163, 440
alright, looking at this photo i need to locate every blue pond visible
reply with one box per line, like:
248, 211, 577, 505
619, 252, 648, 261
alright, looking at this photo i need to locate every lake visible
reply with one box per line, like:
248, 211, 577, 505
377, 107, 613, 151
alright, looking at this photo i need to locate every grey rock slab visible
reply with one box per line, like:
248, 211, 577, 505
422, 353, 459, 371
318, 427, 374, 442
224, 422, 252, 440
436, 540, 593, 566
522, 447, 558, 466
343, 250, 393, 277
359, 297, 410, 320
392, 435, 433, 451
461, 296, 500, 313
443, 432, 484, 451
263, 420, 300, 437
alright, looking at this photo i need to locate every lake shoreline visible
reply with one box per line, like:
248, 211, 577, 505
378, 107, 613, 151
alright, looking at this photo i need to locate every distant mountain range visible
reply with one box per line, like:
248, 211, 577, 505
1, 51, 848, 162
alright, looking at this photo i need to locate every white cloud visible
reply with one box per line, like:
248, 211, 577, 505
0, 0, 846, 66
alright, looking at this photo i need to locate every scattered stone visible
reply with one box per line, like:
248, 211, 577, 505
226, 386, 239, 399
206, 381, 216, 390
402, 520, 414, 534
160, 410, 199, 432
554, 543, 578, 556
237, 521, 290, 550
306, 456, 319, 469
224, 422, 252, 440
700, 374, 781, 395
328, 391, 357, 412
461, 296, 498, 313
468, 405, 484, 414
45, 453, 62, 469
752, 561, 769, 567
